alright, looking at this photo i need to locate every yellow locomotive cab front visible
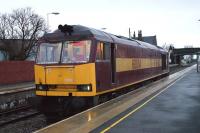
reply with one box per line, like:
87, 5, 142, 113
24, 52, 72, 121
35, 63, 97, 96
35, 39, 97, 97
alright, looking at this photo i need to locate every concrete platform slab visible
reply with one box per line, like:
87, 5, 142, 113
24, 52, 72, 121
0, 82, 34, 94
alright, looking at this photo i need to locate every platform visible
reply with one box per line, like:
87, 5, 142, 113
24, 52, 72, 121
35, 65, 197, 133
93, 67, 200, 133
0, 82, 35, 113
0, 82, 34, 94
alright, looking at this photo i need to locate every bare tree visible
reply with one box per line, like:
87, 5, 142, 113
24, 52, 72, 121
0, 7, 46, 60
162, 43, 175, 64
162, 43, 175, 52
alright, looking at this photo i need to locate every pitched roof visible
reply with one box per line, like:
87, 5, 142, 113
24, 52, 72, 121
142, 36, 157, 46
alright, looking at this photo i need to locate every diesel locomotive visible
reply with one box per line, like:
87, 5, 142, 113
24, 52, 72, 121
34, 24, 169, 112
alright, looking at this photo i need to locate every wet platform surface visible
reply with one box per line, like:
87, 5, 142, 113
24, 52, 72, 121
92, 68, 200, 133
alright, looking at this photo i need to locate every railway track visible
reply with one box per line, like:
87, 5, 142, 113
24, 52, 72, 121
0, 105, 32, 116
0, 106, 40, 127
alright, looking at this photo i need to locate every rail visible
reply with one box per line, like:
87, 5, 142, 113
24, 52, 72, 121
0, 106, 39, 127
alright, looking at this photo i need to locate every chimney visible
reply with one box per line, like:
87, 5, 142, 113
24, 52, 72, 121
138, 30, 143, 41
133, 31, 136, 39
129, 28, 131, 38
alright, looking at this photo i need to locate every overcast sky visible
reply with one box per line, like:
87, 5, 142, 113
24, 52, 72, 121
0, 0, 200, 48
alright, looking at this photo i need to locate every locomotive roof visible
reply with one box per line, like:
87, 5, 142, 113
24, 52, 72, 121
44, 25, 166, 52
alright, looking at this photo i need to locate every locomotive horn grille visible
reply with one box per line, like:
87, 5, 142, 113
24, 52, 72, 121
58, 24, 73, 35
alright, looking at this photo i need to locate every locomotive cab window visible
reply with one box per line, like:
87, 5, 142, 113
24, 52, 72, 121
61, 40, 91, 63
36, 42, 62, 64
96, 42, 110, 61
36, 40, 91, 64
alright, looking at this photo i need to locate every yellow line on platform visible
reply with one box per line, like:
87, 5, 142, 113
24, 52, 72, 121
100, 75, 185, 133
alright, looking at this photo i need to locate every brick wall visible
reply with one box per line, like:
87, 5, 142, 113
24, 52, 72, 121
0, 61, 34, 85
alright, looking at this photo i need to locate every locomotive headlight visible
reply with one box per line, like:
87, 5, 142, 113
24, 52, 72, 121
86, 86, 90, 91
77, 85, 92, 91
38, 85, 43, 90
36, 85, 47, 90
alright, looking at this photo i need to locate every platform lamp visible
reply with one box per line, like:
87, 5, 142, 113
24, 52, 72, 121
47, 12, 60, 32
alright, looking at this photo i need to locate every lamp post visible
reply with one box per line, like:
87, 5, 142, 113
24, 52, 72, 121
47, 12, 60, 31
197, 54, 199, 72
197, 20, 200, 72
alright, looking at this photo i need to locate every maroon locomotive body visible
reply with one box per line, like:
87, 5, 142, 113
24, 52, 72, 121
94, 32, 169, 93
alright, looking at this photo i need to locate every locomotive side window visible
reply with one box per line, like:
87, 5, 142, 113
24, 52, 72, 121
96, 42, 103, 60
104, 43, 110, 60
96, 42, 110, 61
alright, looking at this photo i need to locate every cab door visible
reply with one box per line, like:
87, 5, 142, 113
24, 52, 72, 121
95, 42, 112, 92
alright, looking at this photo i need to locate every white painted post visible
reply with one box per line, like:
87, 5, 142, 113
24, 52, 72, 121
197, 54, 199, 72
